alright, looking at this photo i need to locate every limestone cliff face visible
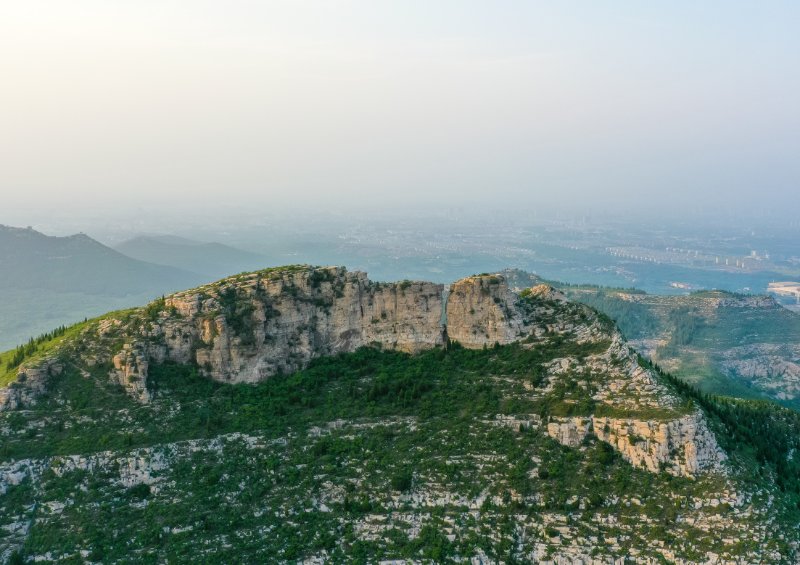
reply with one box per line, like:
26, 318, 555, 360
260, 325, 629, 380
546, 413, 726, 477
445, 275, 528, 347
540, 333, 728, 478
0, 358, 62, 411
113, 269, 558, 399
720, 344, 800, 401
546, 417, 592, 448
593, 413, 726, 476
109, 267, 445, 394
0, 270, 556, 408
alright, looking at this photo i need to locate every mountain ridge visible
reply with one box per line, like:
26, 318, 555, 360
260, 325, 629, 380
114, 235, 268, 280
1, 265, 799, 562
0, 225, 199, 294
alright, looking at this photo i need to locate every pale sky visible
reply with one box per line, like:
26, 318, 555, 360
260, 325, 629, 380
1, 1, 798, 218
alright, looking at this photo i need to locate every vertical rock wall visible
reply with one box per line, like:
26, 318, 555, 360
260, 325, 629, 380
445, 275, 528, 347
114, 267, 446, 387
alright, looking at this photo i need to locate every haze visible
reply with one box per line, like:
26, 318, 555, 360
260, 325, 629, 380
2, 1, 799, 222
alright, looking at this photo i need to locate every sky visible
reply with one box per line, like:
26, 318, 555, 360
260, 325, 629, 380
1, 1, 799, 222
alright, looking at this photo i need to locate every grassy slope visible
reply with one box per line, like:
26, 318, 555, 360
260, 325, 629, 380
2, 344, 798, 562
0, 311, 136, 387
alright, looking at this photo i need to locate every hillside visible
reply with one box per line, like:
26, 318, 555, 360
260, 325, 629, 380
114, 235, 268, 281
1, 266, 800, 562
566, 286, 800, 409
501, 268, 800, 410
0, 226, 204, 351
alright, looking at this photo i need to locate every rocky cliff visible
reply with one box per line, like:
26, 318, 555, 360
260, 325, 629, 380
561, 283, 800, 409
91, 266, 445, 400
6, 267, 556, 405
445, 274, 527, 346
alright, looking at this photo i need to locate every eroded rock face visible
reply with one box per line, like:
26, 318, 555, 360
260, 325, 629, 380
720, 344, 800, 401
591, 413, 726, 476
546, 417, 592, 448
112, 267, 445, 393
2, 270, 563, 408
0, 358, 62, 411
107, 270, 567, 398
544, 411, 727, 479
445, 275, 529, 347
540, 333, 728, 478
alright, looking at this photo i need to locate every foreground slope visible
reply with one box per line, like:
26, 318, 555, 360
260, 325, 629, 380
1, 266, 799, 563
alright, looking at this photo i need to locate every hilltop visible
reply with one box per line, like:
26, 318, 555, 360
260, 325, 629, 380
1, 266, 800, 562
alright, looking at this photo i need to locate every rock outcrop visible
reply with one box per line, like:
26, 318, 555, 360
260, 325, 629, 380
445, 274, 529, 346
546, 413, 727, 477
546, 417, 592, 448
593, 413, 726, 476
91, 269, 557, 400
115, 267, 446, 392
0, 358, 62, 411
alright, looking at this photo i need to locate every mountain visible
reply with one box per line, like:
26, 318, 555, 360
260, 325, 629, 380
0, 225, 204, 351
114, 235, 268, 281
1, 266, 799, 562
502, 268, 800, 410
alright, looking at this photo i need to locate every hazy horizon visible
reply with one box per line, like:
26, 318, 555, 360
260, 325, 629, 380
2, 1, 799, 224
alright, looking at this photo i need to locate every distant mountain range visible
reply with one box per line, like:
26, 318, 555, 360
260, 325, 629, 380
0, 226, 272, 350
114, 235, 267, 280
0, 226, 197, 295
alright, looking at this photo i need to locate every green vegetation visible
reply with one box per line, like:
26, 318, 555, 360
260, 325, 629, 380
308, 268, 337, 288
567, 290, 661, 340
4, 326, 71, 371
6, 338, 792, 562
644, 355, 800, 509
3, 269, 800, 561
564, 285, 800, 408
0, 319, 97, 387
0, 338, 613, 461
218, 286, 257, 345
1, 331, 799, 562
